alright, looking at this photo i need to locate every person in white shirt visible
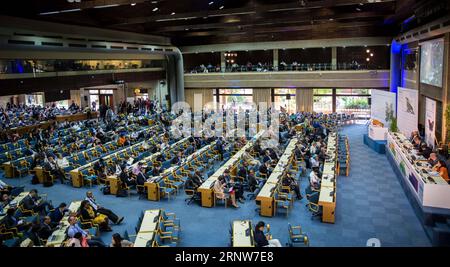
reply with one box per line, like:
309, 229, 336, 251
310, 154, 320, 169
309, 169, 320, 189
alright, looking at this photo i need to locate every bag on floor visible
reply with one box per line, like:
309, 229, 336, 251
101, 186, 111, 195
31, 175, 39, 185
116, 189, 127, 197
43, 180, 53, 187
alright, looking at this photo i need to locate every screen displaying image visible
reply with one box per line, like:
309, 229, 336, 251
420, 38, 444, 87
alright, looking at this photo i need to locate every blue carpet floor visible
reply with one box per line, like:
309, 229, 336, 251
2, 124, 431, 247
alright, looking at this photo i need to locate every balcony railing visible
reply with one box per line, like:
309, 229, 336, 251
186, 63, 386, 73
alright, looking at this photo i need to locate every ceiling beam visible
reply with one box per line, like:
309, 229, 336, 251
111, 0, 396, 26
149, 11, 390, 33
36, 0, 150, 13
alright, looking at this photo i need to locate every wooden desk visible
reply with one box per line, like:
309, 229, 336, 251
139, 210, 161, 232
33, 167, 45, 184
318, 186, 336, 223
107, 176, 119, 195
70, 169, 83, 188
145, 179, 160, 201
232, 220, 254, 247
256, 138, 298, 217
133, 209, 161, 247
2, 161, 14, 178
199, 131, 266, 207
134, 232, 155, 247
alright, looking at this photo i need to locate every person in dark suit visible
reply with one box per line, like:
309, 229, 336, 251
253, 141, 262, 157
253, 221, 282, 247
48, 203, 67, 225
22, 189, 52, 215
191, 171, 204, 188
259, 161, 271, 178
151, 165, 162, 176
262, 150, 272, 163
38, 216, 55, 240
3, 208, 30, 232
247, 169, 258, 192
237, 164, 248, 181
27, 223, 44, 246
171, 151, 183, 165
119, 168, 136, 187
282, 173, 302, 200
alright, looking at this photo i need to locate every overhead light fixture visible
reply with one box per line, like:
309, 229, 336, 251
329, 18, 334, 21
219, 6, 224, 9
67, 0, 81, 2
156, 16, 197, 22
152, 7, 159, 11
366, 58, 370, 61
94, 4, 119, 9
151, 1, 158, 3
366, 49, 370, 53
171, 12, 176, 15
370, 53, 374, 57
59, 8, 82, 13
209, 1, 214, 5
39, 11, 61, 15
356, 7, 361, 11
131, 3, 136, 6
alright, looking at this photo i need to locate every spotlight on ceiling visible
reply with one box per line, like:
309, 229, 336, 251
152, 7, 159, 12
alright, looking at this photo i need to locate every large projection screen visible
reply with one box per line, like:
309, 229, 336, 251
420, 38, 444, 88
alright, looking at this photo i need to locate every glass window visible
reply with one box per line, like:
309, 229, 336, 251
215, 88, 254, 110
99, 90, 114, 94
336, 89, 371, 95
274, 88, 296, 114
89, 90, 99, 94
313, 89, 333, 95
25, 93, 44, 106
55, 100, 69, 109
336, 96, 370, 118
313, 96, 333, 113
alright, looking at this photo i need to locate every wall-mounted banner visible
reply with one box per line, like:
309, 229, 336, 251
425, 97, 436, 148
371, 89, 396, 126
397, 87, 418, 138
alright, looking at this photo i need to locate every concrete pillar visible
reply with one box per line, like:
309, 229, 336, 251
221, 52, 226, 72
331, 47, 337, 70
273, 49, 279, 71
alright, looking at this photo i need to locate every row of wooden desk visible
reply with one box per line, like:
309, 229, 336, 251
256, 138, 298, 217
198, 130, 266, 207
142, 139, 216, 201
134, 209, 161, 247
7, 112, 99, 135
318, 132, 338, 223
70, 126, 159, 187
232, 220, 255, 247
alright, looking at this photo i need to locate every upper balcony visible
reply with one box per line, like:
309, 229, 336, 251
184, 68, 390, 89
0, 59, 165, 80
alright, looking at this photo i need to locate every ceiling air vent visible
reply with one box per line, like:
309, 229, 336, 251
42, 42, 63, 46
8, 39, 34, 45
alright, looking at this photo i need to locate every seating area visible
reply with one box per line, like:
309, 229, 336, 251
2, 1, 449, 253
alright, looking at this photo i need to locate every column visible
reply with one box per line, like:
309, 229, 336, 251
221, 52, 226, 72
273, 49, 279, 71
331, 47, 337, 70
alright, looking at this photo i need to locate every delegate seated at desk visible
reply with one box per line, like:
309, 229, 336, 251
213, 176, 239, 208
66, 215, 106, 247
254, 221, 282, 247
22, 189, 53, 215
